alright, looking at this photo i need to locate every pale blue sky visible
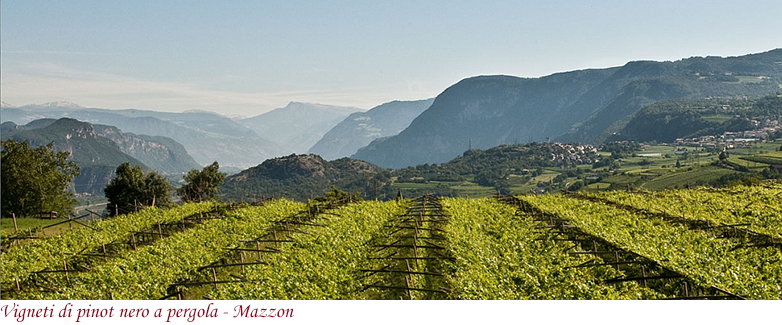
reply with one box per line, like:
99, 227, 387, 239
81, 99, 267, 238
2, 0, 780, 116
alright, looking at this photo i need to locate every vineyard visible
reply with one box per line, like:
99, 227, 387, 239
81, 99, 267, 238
1, 185, 781, 300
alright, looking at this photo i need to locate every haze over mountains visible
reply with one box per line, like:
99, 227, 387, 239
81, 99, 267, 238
308, 99, 434, 160
91, 124, 202, 174
353, 49, 782, 168
1, 104, 276, 167
1, 102, 361, 168
237, 102, 362, 155
3, 49, 782, 174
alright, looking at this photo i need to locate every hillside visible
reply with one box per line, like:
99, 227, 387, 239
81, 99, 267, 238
221, 142, 601, 200
610, 95, 782, 143
1, 118, 148, 194
221, 154, 389, 202
353, 49, 782, 168
92, 124, 202, 174
238, 102, 362, 154
308, 98, 434, 160
0, 103, 282, 167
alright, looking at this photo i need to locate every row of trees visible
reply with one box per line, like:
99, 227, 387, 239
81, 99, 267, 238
1, 139, 226, 218
105, 161, 225, 216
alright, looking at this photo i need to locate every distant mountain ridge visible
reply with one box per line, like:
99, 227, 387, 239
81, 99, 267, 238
353, 49, 782, 168
1, 118, 147, 194
308, 98, 434, 160
1, 104, 282, 167
2, 118, 203, 193
92, 124, 202, 175
238, 102, 363, 155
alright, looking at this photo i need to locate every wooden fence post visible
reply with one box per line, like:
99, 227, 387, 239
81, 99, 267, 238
12, 213, 18, 231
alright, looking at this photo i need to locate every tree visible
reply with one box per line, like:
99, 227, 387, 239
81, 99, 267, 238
567, 180, 585, 192
1, 140, 80, 218
104, 162, 172, 216
177, 161, 226, 202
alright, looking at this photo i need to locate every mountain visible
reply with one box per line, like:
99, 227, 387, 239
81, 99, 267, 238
92, 124, 202, 175
353, 49, 782, 168
37, 101, 84, 109
558, 55, 782, 144
1, 118, 148, 194
238, 102, 362, 154
0, 103, 282, 167
308, 98, 434, 160
1, 101, 16, 108
220, 154, 389, 202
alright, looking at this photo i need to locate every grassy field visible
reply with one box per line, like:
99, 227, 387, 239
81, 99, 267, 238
585, 182, 612, 190
702, 114, 734, 123
451, 185, 495, 197
726, 156, 769, 171
734, 75, 768, 84
740, 151, 782, 165
0, 216, 82, 237
391, 182, 438, 190
641, 166, 738, 191
393, 180, 496, 197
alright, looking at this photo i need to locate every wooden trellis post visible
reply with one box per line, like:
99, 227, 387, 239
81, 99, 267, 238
212, 268, 218, 291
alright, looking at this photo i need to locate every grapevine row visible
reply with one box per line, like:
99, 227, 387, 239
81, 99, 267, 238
584, 188, 782, 242
11, 200, 303, 299
1, 202, 215, 292
361, 195, 451, 299
523, 194, 782, 299
441, 197, 659, 299
167, 196, 356, 299
207, 200, 403, 299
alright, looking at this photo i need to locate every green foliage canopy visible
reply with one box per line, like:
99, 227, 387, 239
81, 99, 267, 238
177, 161, 226, 202
104, 162, 172, 216
1, 139, 80, 218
